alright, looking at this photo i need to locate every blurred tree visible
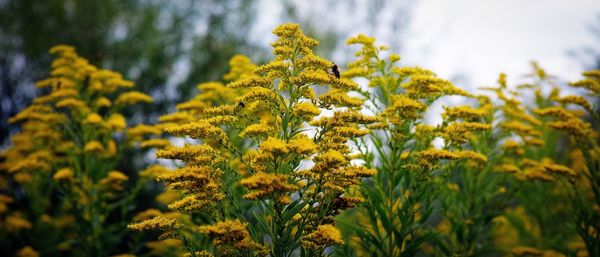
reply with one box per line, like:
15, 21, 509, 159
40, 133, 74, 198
0, 0, 262, 145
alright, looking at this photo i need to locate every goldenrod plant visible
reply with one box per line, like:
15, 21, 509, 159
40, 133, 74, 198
537, 70, 600, 256
335, 34, 498, 257
128, 24, 376, 257
127, 54, 260, 257
0, 45, 154, 256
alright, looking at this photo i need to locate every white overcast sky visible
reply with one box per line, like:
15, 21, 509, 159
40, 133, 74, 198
252, 0, 600, 90
402, 0, 600, 91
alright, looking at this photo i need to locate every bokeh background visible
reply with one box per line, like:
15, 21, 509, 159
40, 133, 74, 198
1, 0, 599, 147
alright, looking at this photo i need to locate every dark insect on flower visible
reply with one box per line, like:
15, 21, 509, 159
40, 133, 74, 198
330, 63, 340, 79
319, 196, 356, 217
237, 101, 245, 109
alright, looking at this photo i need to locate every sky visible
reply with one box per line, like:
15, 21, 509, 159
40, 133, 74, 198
402, 0, 600, 91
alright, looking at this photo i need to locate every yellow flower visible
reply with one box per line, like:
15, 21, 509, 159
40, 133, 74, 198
203, 105, 238, 116
342, 67, 371, 78
287, 134, 318, 156
523, 169, 554, 182
133, 209, 163, 222
144, 239, 183, 255
534, 106, 576, 121
16, 246, 39, 257
494, 164, 521, 174
240, 172, 298, 200
55, 98, 90, 113
199, 220, 266, 253
159, 112, 195, 124
501, 120, 541, 137
332, 126, 370, 138
84, 140, 104, 153
227, 76, 271, 89
417, 149, 459, 166
385, 94, 425, 119
302, 224, 344, 249
447, 183, 460, 192
115, 91, 153, 105
104, 139, 117, 158
272, 24, 319, 55
319, 89, 363, 108
331, 78, 360, 91
0, 194, 14, 204
140, 138, 172, 149
569, 78, 600, 94
292, 102, 321, 121
442, 122, 492, 145
548, 118, 594, 139
456, 150, 488, 164
99, 170, 129, 191
0, 202, 7, 214
155, 190, 181, 206
347, 34, 376, 45
512, 246, 544, 256
296, 54, 332, 70
240, 121, 273, 139
293, 70, 332, 85
260, 137, 289, 155
554, 95, 592, 111
235, 87, 278, 103
84, 113, 103, 125
164, 121, 227, 142
254, 60, 290, 74
53, 168, 74, 181
403, 74, 471, 99
157, 166, 224, 212
127, 216, 181, 231
223, 54, 258, 81
313, 150, 347, 170
183, 252, 214, 257
127, 124, 161, 139
95, 96, 112, 107
392, 66, 436, 77
5, 214, 33, 232
176, 100, 209, 111
543, 163, 576, 177
156, 145, 218, 161
107, 113, 127, 131
167, 194, 223, 213
50, 88, 78, 98
443, 105, 487, 121
139, 165, 169, 178
106, 170, 129, 181
13, 172, 33, 183
49, 44, 75, 54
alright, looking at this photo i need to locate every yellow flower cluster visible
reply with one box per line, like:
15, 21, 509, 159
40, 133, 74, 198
129, 23, 377, 257
199, 220, 267, 255
127, 216, 181, 231
302, 224, 344, 249
443, 105, 489, 122
240, 172, 298, 201
1, 45, 156, 256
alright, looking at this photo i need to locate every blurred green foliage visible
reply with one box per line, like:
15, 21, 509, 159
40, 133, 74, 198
0, 0, 263, 144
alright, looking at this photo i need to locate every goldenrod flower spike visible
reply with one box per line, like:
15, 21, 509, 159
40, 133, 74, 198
199, 220, 267, 255
127, 216, 181, 231
302, 224, 344, 250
